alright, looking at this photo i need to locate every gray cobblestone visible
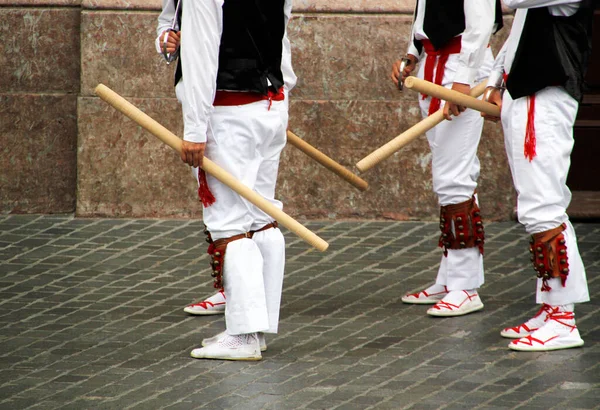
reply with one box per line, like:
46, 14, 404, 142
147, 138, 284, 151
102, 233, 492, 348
0, 215, 598, 409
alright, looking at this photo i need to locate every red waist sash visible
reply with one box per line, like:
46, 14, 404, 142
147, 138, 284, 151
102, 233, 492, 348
213, 87, 285, 108
421, 36, 462, 115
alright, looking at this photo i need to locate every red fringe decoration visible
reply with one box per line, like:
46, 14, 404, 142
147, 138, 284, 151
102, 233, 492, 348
524, 95, 536, 162
427, 54, 451, 116
541, 280, 552, 292
198, 169, 216, 207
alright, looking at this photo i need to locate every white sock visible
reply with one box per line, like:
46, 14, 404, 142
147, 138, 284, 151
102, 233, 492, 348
425, 283, 448, 294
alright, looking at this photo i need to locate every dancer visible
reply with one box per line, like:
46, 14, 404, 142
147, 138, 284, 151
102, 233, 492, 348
170, 0, 294, 360
155, 0, 296, 322
391, 0, 502, 316
483, 0, 592, 351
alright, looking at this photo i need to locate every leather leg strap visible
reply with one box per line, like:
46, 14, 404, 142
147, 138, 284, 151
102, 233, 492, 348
438, 196, 485, 256
204, 222, 279, 289
251, 221, 279, 235
529, 223, 568, 292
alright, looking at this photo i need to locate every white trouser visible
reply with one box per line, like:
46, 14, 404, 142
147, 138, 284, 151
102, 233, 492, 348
196, 97, 288, 335
417, 48, 494, 291
501, 86, 590, 305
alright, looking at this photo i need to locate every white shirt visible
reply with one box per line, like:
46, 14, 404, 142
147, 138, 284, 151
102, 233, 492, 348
487, 0, 581, 88
156, 0, 297, 144
407, 0, 496, 85
156, 0, 179, 52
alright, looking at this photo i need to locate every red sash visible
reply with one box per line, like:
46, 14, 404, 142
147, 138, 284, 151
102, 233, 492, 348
213, 87, 285, 108
421, 36, 462, 115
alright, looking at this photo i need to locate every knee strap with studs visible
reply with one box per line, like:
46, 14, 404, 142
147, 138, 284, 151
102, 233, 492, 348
529, 223, 569, 292
438, 196, 485, 257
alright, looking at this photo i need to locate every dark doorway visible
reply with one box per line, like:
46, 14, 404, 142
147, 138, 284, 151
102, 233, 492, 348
567, 6, 600, 219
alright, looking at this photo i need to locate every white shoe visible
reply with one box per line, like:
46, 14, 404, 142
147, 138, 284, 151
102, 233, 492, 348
183, 290, 226, 315
202, 331, 267, 352
191, 333, 262, 361
509, 310, 584, 352
401, 285, 449, 304
500, 304, 557, 338
427, 290, 484, 317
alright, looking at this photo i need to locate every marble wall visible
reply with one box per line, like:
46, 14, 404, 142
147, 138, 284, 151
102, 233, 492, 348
0, 5, 80, 214
1, 0, 516, 221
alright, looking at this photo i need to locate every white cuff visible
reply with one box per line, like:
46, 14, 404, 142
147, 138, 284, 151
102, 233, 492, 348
155, 35, 163, 55
454, 66, 478, 86
487, 70, 504, 89
183, 124, 208, 144
407, 43, 421, 61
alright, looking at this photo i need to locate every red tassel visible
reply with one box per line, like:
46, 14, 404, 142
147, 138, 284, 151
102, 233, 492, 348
198, 169, 216, 207
560, 274, 568, 287
541, 279, 552, 292
524, 95, 536, 162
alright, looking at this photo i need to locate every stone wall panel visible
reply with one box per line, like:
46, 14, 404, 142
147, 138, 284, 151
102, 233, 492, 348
82, 0, 157, 9
4, 1, 517, 219
0, 8, 80, 93
286, 100, 514, 221
289, 15, 414, 101
292, 0, 414, 13
0, 1, 80, 5
77, 96, 201, 217
81, 11, 172, 98
0, 95, 77, 213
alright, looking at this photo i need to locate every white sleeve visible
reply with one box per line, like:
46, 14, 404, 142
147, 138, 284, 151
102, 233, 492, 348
155, 0, 176, 54
503, 0, 580, 16
407, 29, 422, 60
487, 40, 508, 88
406, 7, 422, 60
180, 0, 224, 144
454, 0, 496, 85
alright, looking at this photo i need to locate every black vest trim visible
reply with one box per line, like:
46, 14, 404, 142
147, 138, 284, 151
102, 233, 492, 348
216, 0, 285, 95
506, 0, 593, 102
174, 0, 285, 96
412, 0, 503, 55
423, 0, 465, 50
174, 0, 183, 87
412, 0, 423, 55
494, 0, 504, 34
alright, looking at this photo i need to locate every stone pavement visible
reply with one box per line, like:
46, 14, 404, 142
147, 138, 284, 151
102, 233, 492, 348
0, 215, 598, 410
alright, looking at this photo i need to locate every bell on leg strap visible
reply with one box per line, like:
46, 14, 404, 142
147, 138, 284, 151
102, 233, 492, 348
438, 196, 485, 257
529, 223, 569, 292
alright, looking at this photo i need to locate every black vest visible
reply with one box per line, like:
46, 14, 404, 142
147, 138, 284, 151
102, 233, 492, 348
175, 0, 285, 95
413, 0, 503, 53
174, 0, 183, 86
506, 1, 593, 102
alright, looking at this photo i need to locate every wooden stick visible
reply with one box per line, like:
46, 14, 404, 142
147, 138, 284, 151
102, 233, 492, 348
356, 81, 487, 172
94, 84, 329, 252
404, 76, 500, 117
286, 131, 368, 191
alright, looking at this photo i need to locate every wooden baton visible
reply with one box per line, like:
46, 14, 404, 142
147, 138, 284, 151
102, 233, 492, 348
404, 76, 501, 117
94, 84, 329, 252
356, 81, 488, 172
286, 131, 368, 191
